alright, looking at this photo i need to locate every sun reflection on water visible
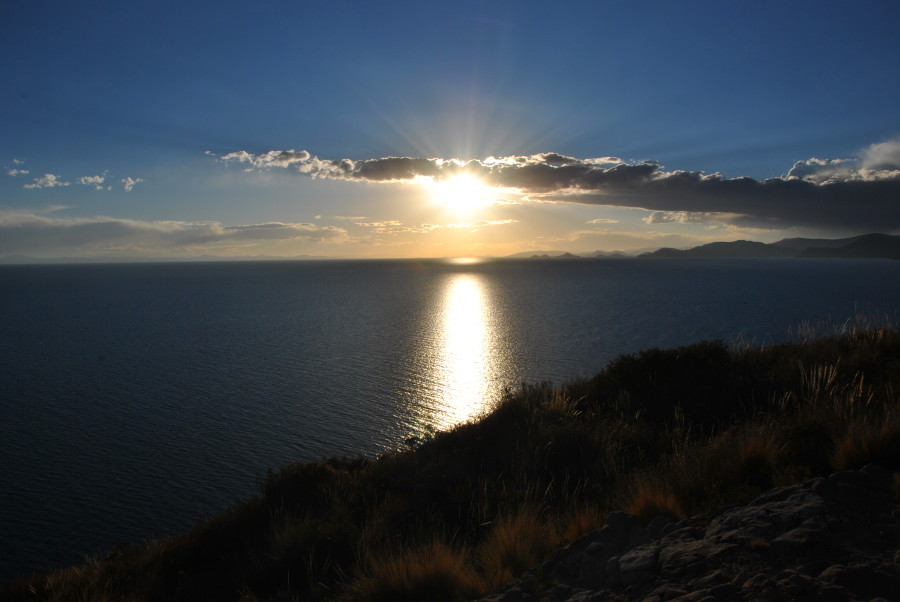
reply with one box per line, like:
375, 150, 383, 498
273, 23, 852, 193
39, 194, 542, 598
434, 272, 495, 428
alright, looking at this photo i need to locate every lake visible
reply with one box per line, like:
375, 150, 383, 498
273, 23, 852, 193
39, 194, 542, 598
1, 257, 899, 579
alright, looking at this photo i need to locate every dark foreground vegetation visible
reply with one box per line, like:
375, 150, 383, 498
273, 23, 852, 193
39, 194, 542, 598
5, 325, 900, 601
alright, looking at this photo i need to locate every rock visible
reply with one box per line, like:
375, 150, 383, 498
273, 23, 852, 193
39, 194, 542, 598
604, 556, 620, 586
604, 511, 642, 537
645, 516, 673, 541
478, 467, 900, 602
770, 517, 831, 554
618, 544, 659, 585
658, 540, 735, 580
688, 569, 727, 589
740, 572, 774, 591
643, 583, 689, 601
818, 563, 900, 600
705, 489, 827, 544
778, 573, 814, 596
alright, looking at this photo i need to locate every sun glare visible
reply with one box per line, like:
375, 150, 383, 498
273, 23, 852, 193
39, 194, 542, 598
427, 174, 496, 217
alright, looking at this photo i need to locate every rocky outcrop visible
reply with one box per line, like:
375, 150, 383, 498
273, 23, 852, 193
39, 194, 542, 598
478, 465, 900, 601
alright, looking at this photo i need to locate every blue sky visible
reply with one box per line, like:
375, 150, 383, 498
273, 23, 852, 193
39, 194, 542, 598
3, 0, 899, 259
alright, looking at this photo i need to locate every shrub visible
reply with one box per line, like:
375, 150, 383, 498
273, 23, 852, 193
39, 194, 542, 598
625, 482, 685, 522
734, 433, 779, 490
832, 414, 900, 471
477, 507, 560, 591
350, 541, 484, 602
558, 504, 604, 543
783, 421, 834, 477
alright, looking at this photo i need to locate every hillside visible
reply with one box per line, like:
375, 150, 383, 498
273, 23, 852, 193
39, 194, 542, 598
639, 233, 900, 259
4, 326, 900, 601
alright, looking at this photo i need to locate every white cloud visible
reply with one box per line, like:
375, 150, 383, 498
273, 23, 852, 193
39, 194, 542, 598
7, 169, 29, 177
860, 138, 900, 171
24, 173, 69, 189
77, 175, 106, 190
12, 159, 24, 165
785, 158, 855, 184
220, 149, 312, 169
586, 217, 619, 224
642, 211, 718, 224
786, 139, 900, 184
122, 177, 143, 192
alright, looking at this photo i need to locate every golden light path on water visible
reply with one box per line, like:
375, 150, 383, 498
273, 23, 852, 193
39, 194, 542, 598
429, 266, 512, 430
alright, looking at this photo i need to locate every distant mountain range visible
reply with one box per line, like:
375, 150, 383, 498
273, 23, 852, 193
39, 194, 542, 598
639, 233, 900, 260
506, 250, 630, 259
506, 234, 900, 260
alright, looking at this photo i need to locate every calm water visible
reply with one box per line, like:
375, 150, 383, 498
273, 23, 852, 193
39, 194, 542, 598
1, 257, 899, 579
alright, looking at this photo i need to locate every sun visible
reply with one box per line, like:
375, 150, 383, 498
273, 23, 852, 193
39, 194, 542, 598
426, 174, 496, 217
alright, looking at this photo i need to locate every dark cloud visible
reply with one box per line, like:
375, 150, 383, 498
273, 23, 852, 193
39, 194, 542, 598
354, 157, 441, 181
221, 138, 900, 232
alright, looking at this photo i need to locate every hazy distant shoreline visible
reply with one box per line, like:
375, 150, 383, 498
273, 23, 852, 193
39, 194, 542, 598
4, 232, 898, 265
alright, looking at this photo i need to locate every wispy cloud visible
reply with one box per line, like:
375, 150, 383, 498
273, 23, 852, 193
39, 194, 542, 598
354, 218, 517, 234
642, 211, 722, 225
355, 220, 439, 234
221, 138, 900, 232
7, 168, 29, 177
445, 219, 518, 231
586, 217, 619, 224
0, 210, 346, 256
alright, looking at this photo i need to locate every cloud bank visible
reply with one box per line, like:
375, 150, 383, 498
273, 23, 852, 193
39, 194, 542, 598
221, 139, 900, 232
0, 209, 346, 256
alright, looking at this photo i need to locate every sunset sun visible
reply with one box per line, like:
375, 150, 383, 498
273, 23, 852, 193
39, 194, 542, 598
426, 174, 496, 217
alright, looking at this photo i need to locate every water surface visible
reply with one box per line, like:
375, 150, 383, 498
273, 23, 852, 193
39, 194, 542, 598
1, 257, 898, 579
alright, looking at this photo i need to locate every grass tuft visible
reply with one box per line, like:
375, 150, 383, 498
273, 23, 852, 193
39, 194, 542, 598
832, 414, 900, 471
477, 507, 560, 591
350, 541, 484, 602
735, 432, 780, 490
625, 482, 686, 522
